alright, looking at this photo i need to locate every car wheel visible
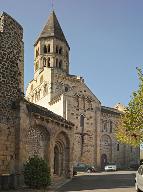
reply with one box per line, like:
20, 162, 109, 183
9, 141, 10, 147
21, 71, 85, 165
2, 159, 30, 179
135, 182, 142, 192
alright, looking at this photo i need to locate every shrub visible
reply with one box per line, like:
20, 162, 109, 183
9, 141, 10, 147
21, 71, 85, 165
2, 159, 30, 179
24, 155, 51, 189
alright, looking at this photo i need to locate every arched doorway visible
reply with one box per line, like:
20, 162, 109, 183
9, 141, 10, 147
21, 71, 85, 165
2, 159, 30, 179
100, 134, 112, 169
101, 154, 107, 169
54, 132, 70, 177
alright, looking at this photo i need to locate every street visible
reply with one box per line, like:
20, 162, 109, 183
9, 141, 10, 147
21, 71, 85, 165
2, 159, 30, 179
58, 171, 136, 192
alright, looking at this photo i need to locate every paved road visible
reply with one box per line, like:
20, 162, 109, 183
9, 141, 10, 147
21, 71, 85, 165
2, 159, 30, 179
58, 171, 136, 192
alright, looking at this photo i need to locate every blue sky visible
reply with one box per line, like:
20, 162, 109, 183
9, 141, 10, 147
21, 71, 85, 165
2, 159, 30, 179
1, 0, 143, 107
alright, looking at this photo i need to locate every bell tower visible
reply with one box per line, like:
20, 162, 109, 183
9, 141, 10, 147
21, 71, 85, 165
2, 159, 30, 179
26, 11, 70, 106
34, 11, 70, 79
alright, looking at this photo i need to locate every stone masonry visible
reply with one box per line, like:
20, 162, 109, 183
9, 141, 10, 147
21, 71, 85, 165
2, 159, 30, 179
0, 12, 23, 176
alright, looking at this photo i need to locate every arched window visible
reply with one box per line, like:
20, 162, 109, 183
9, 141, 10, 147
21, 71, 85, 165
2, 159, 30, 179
101, 135, 112, 146
59, 60, 62, 69
56, 58, 58, 67
48, 57, 50, 67
59, 47, 63, 54
56, 45, 59, 53
43, 58, 46, 67
80, 115, 84, 128
48, 44, 50, 53
43, 45, 47, 53
40, 75, 43, 84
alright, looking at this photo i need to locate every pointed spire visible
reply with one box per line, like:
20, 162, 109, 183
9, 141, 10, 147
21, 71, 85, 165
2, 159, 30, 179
35, 11, 69, 49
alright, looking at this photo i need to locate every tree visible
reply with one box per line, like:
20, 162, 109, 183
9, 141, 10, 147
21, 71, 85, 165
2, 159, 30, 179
24, 155, 51, 189
116, 68, 143, 146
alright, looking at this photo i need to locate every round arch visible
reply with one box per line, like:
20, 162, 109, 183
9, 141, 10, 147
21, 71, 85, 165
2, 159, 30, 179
53, 131, 70, 177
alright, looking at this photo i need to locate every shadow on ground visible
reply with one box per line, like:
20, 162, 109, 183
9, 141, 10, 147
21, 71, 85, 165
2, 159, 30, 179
58, 172, 135, 191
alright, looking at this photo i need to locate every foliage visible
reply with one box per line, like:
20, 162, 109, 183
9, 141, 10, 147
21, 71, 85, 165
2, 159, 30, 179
24, 155, 51, 189
116, 68, 143, 146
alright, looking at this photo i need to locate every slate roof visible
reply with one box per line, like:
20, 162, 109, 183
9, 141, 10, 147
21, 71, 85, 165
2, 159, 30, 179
26, 100, 74, 127
35, 11, 69, 48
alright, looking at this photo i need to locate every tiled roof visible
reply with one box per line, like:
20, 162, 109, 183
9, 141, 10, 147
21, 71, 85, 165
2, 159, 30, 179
26, 100, 74, 127
35, 11, 69, 48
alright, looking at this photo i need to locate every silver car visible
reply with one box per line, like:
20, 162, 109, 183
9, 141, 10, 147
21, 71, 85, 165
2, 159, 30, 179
135, 165, 143, 192
104, 163, 117, 171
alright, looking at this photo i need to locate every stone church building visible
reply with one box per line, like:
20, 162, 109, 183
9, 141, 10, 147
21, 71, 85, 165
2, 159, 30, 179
0, 9, 140, 189
26, 11, 139, 169
0, 12, 74, 189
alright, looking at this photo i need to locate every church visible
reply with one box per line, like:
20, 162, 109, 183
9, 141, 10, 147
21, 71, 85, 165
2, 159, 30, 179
0, 8, 140, 190
26, 10, 139, 169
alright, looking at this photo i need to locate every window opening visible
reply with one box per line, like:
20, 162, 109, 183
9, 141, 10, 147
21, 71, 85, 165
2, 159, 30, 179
48, 44, 50, 53
43, 45, 47, 53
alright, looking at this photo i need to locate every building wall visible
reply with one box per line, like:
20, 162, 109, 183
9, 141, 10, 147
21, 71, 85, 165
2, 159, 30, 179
0, 12, 23, 175
101, 109, 140, 169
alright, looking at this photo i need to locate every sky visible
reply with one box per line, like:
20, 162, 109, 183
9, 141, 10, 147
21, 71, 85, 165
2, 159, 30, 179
1, 0, 143, 107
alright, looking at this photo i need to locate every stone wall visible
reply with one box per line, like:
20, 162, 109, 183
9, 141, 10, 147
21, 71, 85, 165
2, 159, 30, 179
101, 107, 140, 169
19, 100, 74, 183
0, 12, 23, 178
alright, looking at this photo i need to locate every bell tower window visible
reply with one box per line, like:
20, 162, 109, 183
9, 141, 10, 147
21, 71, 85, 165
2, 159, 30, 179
43, 45, 47, 53
48, 44, 50, 53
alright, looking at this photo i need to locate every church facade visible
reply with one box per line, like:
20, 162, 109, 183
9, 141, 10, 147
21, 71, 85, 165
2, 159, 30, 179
26, 11, 139, 169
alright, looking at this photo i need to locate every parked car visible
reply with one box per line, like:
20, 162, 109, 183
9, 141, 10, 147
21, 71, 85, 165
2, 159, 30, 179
73, 163, 95, 173
104, 163, 117, 171
135, 164, 143, 192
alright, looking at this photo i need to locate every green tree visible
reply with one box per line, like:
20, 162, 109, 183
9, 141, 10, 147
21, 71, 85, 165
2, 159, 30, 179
24, 155, 51, 189
116, 68, 143, 146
